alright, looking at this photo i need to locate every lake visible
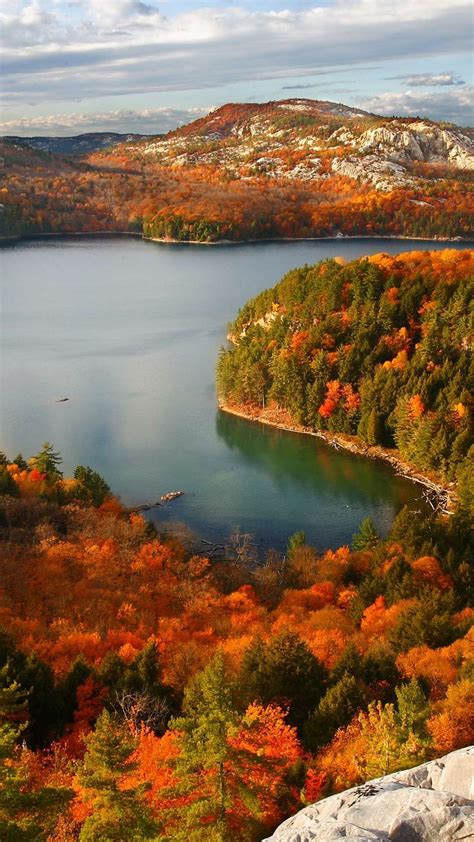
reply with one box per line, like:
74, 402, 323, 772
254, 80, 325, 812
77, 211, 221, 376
1, 236, 469, 551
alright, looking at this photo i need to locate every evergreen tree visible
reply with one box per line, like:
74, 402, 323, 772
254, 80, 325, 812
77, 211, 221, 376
239, 631, 327, 730
168, 652, 261, 841
352, 517, 380, 552
0, 467, 19, 497
29, 443, 63, 480
13, 454, 28, 471
365, 408, 384, 446
304, 674, 365, 751
77, 710, 158, 841
389, 589, 457, 652
0, 666, 70, 840
286, 531, 306, 559
73, 466, 111, 507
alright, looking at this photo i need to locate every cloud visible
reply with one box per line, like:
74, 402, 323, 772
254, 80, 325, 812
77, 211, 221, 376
387, 72, 465, 87
1, 1, 472, 118
0, 106, 210, 136
357, 87, 474, 125
282, 84, 319, 90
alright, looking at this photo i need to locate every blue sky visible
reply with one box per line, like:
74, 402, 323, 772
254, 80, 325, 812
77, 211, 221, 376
0, 1, 472, 135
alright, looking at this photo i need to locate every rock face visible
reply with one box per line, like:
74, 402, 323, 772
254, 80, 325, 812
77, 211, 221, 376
264, 747, 474, 842
331, 154, 415, 192
124, 99, 474, 192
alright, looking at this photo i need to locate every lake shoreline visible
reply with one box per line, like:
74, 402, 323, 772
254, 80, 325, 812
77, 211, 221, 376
218, 400, 455, 511
145, 234, 469, 246
1, 230, 472, 248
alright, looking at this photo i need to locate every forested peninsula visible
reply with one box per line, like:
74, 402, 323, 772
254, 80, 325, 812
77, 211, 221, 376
0, 442, 473, 839
217, 249, 474, 507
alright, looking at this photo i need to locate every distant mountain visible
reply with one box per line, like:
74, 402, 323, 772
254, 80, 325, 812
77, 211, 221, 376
1, 132, 158, 156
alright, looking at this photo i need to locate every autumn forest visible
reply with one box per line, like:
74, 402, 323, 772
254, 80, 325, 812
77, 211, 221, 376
1, 99, 473, 841
1, 101, 473, 244
0, 435, 473, 839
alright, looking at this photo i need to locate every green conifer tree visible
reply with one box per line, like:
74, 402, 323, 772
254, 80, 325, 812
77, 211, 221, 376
304, 674, 366, 751
29, 443, 63, 480
239, 631, 327, 730
77, 710, 158, 841
0, 666, 71, 840
352, 517, 380, 552
168, 653, 244, 841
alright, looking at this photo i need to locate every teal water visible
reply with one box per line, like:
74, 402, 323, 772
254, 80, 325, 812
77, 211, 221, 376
1, 236, 468, 550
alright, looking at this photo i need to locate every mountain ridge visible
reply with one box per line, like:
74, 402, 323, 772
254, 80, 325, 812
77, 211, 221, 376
1, 98, 473, 241
1, 131, 158, 156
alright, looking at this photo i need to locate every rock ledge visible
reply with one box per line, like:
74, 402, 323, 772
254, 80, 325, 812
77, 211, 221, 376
264, 747, 474, 841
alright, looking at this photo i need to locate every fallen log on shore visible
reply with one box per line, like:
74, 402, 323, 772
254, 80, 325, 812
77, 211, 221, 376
125, 491, 185, 514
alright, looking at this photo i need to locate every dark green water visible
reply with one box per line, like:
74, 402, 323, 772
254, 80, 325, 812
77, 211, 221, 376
2, 236, 467, 550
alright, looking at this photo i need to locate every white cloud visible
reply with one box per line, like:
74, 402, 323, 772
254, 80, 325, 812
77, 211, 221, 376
358, 87, 474, 125
387, 72, 465, 87
1, 1, 472, 125
0, 106, 210, 136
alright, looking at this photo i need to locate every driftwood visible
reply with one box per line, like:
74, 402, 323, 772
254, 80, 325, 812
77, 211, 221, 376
201, 539, 227, 558
124, 501, 162, 514
125, 491, 185, 514
393, 468, 452, 515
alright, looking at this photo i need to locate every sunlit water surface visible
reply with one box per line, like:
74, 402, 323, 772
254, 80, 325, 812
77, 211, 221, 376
2, 236, 468, 550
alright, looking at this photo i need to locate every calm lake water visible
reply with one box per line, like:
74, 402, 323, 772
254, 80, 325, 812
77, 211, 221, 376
1, 236, 469, 550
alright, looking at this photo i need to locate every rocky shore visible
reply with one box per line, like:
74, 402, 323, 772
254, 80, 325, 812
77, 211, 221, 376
218, 401, 455, 513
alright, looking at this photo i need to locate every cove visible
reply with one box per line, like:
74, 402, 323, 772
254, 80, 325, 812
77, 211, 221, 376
1, 236, 470, 551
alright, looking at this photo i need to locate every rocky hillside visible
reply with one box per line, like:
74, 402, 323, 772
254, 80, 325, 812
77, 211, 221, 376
2, 99, 473, 240
115, 99, 474, 192
2, 131, 156, 156
265, 746, 474, 841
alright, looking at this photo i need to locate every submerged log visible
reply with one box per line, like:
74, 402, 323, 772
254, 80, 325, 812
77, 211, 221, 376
124, 501, 162, 513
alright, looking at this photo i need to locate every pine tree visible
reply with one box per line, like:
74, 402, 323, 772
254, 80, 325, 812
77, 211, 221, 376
73, 466, 111, 507
168, 653, 241, 841
286, 531, 306, 559
76, 710, 158, 841
0, 666, 70, 840
352, 517, 379, 551
304, 674, 366, 751
365, 408, 383, 446
0, 669, 31, 839
29, 442, 63, 480
239, 631, 327, 731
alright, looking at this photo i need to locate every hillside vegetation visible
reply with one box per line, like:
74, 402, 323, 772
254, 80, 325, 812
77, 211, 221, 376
1, 99, 473, 241
217, 249, 474, 496
0, 443, 472, 839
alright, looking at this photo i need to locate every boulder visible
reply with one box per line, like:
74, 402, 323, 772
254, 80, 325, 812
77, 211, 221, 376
264, 747, 474, 842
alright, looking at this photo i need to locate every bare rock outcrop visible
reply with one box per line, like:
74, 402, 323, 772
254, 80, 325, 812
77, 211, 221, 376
358, 122, 474, 170
331, 154, 415, 191
264, 747, 474, 842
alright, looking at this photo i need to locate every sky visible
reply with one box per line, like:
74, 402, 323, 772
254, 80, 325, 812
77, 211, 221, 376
0, 0, 473, 136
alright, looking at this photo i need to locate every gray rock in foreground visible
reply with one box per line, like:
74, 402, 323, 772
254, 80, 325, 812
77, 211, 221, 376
264, 746, 474, 841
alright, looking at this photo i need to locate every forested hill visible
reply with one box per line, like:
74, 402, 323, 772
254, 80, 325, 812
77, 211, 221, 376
2, 132, 156, 155
1, 98, 473, 240
217, 249, 474, 497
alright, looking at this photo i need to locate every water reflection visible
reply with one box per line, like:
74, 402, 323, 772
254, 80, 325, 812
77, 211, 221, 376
1, 236, 459, 550
215, 410, 424, 512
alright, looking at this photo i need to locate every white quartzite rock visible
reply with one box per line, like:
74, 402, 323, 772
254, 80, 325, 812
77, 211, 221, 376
264, 747, 474, 842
